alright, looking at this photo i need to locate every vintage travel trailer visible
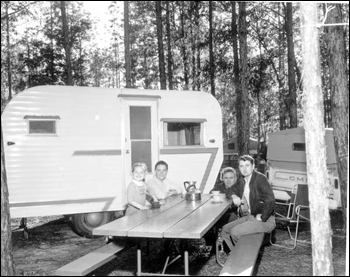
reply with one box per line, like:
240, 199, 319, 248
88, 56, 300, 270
222, 137, 258, 160
2, 86, 223, 237
266, 127, 341, 209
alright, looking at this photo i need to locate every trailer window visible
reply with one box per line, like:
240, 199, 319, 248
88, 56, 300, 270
164, 122, 201, 146
29, 120, 56, 134
24, 116, 60, 135
228, 143, 235, 150
292, 143, 306, 151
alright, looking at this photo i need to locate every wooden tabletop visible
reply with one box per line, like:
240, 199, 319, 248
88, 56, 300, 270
93, 194, 231, 239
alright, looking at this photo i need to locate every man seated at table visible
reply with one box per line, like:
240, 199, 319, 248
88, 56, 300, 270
221, 155, 275, 252
204, 167, 239, 251
146, 160, 183, 203
210, 167, 239, 224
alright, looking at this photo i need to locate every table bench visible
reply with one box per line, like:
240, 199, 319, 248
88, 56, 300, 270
55, 241, 125, 276
219, 233, 264, 276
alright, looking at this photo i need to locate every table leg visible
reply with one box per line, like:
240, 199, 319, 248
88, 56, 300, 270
184, 250, 189, 276
137, 248, 142, 276
162, 256, 170, 274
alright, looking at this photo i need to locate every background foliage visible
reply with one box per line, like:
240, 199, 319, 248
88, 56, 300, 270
1, 1, 349, 141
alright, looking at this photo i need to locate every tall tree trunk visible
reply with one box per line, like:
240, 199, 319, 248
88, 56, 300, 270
238, 2, 250, 156
209, 1, 215, 96
278, 3, 286, 130
60, 1, 73, 86
156, 1, 166, 90
232, 2, 241, 153
190, 5, 196, 91
5, 2, 12, 100
1, 128, 16, 276
50, 1, 55, 83
196, 3, 201, 91
325, 3, 348, 232
285, 2, 298, 128
166, 1, 173, 90
181, 2, 189, 90
124, 1, 132, 88
300, 3, 334, 276
256, 19, 263, 163
113, 35, 120, 88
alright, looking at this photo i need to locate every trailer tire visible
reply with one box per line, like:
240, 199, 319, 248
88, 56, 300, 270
69, 212, 115, 238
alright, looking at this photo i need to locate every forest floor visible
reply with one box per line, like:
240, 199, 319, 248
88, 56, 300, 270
10, 210, 347, 276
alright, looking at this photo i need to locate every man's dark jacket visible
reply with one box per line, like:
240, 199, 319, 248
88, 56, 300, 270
226, 170, 275, 222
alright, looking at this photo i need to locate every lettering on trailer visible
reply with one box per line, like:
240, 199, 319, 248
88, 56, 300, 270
289, 176, 307, 183
274, 171, 307, 182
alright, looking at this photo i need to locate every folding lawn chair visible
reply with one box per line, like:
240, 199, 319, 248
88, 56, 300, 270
270, 183, 311, 250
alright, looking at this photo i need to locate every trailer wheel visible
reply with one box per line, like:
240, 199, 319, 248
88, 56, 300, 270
69, 212, 115, 238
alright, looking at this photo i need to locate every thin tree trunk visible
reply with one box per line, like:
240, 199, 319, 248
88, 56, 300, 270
232, 2, 241, 153
300, 3, 334, 275
50, 1, 55, 83
166, 1, 173, 90
190, 5, 196, 91
196, 3, 201, 91
181, 2, 189, 90
156, 1, 166, 90
60, 1, 73, 85
209, 1, 215, 96
278, 3, 286, 130
238, 2, 250, 156
1, 128, 16, 276
325, 3, 348, 233
124, 1, 132, 88
286, 2, 298, 128
257, 20, 263, 162
6, 3, 12, 100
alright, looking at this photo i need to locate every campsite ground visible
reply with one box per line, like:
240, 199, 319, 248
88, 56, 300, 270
11, 210, 346, 276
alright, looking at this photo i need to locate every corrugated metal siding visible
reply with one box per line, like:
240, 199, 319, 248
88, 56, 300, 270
2, 87, 124, 217
2, 86, 223, 217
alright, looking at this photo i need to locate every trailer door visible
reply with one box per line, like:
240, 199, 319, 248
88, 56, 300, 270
121, 96, 159, 189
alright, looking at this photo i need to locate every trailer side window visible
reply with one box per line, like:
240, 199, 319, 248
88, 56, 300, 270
228, 143, 235, 150
164, 122, 202, 146
292, 143, 306, 151
24, 116, 60, 135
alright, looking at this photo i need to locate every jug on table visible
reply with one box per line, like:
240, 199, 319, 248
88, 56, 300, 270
183, 181, 201, 201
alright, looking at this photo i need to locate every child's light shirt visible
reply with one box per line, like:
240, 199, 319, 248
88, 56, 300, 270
146, 175, 182, 199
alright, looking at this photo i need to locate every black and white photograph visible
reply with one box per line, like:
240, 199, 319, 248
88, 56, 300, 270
1, 1, 348, 276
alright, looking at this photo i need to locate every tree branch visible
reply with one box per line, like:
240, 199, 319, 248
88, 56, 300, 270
1, 1, 40, 21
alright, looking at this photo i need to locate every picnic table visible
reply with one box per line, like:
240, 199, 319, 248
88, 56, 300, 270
93, 193, 231, 276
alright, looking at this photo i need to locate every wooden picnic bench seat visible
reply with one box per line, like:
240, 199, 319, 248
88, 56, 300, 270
55, 241, 124, 276
219, 233, 264, 276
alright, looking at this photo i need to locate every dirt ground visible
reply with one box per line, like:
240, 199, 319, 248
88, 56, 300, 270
10, 210, 346, 276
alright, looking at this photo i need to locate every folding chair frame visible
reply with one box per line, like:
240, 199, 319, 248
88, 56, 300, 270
270, 184, 311, 250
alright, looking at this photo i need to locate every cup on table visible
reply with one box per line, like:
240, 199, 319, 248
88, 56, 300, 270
152, 201, 160, 209
211, 191, 221, 202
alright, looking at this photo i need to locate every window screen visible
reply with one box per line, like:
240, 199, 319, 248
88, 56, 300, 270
29, 120, 56, 134
164, 122, 201, 146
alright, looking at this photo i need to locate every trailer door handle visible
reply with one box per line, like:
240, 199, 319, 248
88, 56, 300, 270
7, 141, 15, 146
126, 150, 130, 154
